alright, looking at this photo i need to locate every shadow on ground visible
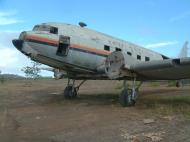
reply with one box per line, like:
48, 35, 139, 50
32, 91, 119, 106
31, 88, 190, 110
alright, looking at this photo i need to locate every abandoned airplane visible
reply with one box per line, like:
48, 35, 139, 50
12, 22, 190, 106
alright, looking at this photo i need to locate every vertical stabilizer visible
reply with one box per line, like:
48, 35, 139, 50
179, 41, 188, 58
177, 41, 189, 87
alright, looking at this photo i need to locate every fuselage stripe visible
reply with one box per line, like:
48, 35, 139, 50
26, 35, 58, 45
26, 35, 111, 57
69, 47, 108, 57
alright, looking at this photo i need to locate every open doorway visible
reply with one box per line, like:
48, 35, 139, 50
56, 35, 70, 56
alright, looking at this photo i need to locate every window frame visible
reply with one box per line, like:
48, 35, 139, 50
145, 56, 150, 61
104, 45, 110, 51
50, 26, 58, 34
115, 47, 122, 51
137, 55, 141, 60
32, 25, 58, 35
127, 52, 132, 56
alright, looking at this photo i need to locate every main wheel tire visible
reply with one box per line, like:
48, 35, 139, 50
119, 89, 135, 107
176, 81, 183, 88
64, 86, 77, 99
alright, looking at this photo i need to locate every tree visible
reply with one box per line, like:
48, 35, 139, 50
21, 61, 41, 79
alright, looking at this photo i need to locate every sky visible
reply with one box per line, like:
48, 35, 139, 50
0, 0, 190, 76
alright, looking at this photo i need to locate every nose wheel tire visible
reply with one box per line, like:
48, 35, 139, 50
64, 85, 77, 99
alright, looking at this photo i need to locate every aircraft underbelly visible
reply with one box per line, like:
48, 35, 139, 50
69, 48, 97, 69
25, 41, 100, 74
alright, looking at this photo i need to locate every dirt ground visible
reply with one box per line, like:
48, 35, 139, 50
0, 79, 190, 142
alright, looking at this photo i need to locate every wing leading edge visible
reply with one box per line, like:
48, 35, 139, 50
105, 51, 190, 80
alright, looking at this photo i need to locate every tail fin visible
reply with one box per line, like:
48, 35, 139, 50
179, 41, 188, 58
176, 41, 189, 88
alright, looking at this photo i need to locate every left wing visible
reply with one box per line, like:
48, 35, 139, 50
105, 51, 190, 80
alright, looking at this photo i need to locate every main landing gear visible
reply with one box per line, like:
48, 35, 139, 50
119, 78, 143, 107
64, 79, 86, 99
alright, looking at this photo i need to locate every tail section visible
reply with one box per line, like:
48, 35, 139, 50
179, 41, 188, 58
177, 41, 189, 87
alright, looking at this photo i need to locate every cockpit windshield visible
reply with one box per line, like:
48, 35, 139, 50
33, 25, 58, 34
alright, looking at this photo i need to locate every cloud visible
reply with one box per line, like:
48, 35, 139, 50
0, 30, 20, 47
169, 11, 190, 23
0, 11, 22, 25
0, 47, 18, 67
0, 30, 52, 76
0, 11, 15, 17
0, 30, 31, 75
145, 41, 178, 48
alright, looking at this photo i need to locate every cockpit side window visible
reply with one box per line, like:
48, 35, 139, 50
50, 27, 58, 34
33, 25, 50, 32
39, 25, 51, 32
33, 25, 58, 34
33, 25, 40, 31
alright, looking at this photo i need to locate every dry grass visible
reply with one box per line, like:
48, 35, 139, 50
1, 79, 190, 141
1, 79, 190, 118
136, 91, 190, 118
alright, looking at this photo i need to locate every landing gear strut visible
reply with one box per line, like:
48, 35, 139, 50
119, 78, 142, 107
64, 79, 86, 99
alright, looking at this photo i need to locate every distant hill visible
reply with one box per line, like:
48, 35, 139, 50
0, 74, 25, 80
0, 74, 53, 80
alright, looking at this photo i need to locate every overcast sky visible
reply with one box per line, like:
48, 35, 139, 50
0, 0, 190, 76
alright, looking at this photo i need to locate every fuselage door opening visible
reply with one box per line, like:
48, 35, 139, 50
56, 35, 70, 56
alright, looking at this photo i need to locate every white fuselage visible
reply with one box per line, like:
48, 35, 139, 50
13, 22, 167, 79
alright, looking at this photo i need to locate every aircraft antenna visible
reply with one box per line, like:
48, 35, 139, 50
79, 22, 87, 28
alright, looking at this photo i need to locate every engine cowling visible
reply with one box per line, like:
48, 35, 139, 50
105, 51, 136, 79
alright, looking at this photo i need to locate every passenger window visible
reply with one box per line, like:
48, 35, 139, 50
145, 56, 150, 61
50, 27, 58, 34
104, 45, 110, 51
115, 47, 122, 51
127, 52, 132, 56
137, 55, 141, 60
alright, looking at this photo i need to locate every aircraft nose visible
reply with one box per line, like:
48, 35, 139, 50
12, 31, 27, 50
12, 39, 23, 50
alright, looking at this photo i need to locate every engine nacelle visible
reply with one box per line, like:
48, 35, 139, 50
105, 51, 136, 79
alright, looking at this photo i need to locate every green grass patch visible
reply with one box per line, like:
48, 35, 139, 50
138, 95, 190, 118
149, 82, 161, 87
115, 82, 123, 90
